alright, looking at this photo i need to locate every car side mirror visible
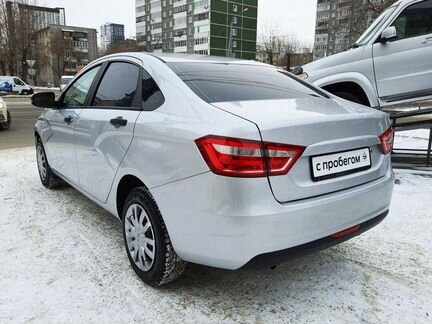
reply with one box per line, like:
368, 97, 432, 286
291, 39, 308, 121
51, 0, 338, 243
380, 26, 397, 43
31, 92, 58, 108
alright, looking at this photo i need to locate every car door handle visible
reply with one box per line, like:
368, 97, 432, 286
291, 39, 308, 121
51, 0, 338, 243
110, 117, 128, 127
64, 116, 74, 124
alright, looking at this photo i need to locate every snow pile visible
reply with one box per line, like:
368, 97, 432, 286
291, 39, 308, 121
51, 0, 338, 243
0, 148, 431, 323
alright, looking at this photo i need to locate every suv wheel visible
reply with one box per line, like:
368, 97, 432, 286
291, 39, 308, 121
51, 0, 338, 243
36, 138, 63, 188
0, 111, 11, 130
122, 187, 186, 287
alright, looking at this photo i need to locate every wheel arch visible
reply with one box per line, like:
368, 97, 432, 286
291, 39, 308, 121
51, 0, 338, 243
116, 174, 147, 220
312, 73, 379, 108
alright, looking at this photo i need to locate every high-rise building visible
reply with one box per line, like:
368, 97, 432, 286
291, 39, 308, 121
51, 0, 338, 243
313, 0, 396, 60
6, 1, 65, 31
135, 0, 258, 59
100, 23, 126, 52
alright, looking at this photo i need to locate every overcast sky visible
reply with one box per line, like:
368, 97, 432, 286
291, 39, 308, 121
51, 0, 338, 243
42, 0, 317, 47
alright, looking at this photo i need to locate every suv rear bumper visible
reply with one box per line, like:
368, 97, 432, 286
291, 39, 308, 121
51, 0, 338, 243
151, 167, 394, 270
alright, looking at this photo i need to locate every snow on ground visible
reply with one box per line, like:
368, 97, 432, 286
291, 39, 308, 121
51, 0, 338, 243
0, 148, 431, 324
394, 129, 431, 151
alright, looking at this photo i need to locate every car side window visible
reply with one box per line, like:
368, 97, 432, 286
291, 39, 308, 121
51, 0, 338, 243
142, 69, 165, 111
92, 62, 140, 108
63, 66, 101, 108
392, 0, 432, 40
14, 78, 25, 86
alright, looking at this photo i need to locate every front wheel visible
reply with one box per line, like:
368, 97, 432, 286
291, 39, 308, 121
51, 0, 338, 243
36, 138, 62, 188
0, 111, 11, 130
122, 187, 186, 287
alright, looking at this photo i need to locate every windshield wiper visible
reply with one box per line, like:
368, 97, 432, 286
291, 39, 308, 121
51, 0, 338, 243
351, 43, 360, 49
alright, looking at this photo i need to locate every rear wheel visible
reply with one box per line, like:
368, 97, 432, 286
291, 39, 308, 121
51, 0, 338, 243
36, 138, 62, 188
0, 111, 11, 130
122, 187, 186, 287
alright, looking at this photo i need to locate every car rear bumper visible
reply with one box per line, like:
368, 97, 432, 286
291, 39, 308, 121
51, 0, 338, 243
151, 166, 394, 270
241, 210, 388, 269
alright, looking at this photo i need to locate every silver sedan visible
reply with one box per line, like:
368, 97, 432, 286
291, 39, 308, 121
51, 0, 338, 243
32, 53, 394, 287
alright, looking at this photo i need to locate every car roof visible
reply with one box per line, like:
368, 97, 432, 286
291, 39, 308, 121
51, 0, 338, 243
99, 52, 270, 67
153, 53, 270, 67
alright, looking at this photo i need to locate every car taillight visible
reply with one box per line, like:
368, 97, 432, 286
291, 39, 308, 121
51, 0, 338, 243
195, 135, 305, 178
379, 128, 394, 155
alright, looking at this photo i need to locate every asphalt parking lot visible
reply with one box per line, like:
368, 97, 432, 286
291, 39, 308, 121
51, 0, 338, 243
0, 97, 44, 149
0, 148, 431, 323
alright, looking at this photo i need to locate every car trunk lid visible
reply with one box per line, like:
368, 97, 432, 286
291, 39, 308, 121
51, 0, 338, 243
212, 97, 391, 203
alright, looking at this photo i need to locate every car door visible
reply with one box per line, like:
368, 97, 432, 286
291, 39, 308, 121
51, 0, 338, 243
74, 59, 142, 203
43, 65, 101, 184
13, 78, 25, 93
373, 0, 432, 102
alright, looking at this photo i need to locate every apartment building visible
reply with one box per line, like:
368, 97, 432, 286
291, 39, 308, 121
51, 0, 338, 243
313, 0, 396, 60
100, 23, 126, 52
135, 0, 258, 59
6, 1, 65, 31
35, 25, 98, 86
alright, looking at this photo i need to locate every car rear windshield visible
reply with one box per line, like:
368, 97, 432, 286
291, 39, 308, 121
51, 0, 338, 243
167, 63, 327, 103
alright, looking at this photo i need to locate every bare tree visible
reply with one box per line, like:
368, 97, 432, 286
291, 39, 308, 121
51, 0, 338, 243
282, 36, 308, 70
260, 26, 308, 67
347, 0, 398, 48
0, 1, 8, 75
259, 26, 284, 65
0, 0, 40, 80
47, 30, 73, 82
105, 39, 145, 55
366, 0, 397, 14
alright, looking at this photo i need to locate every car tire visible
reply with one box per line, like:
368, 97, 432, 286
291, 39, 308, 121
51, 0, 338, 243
333, 91, 363, 105
0, 110, 11, 130
36, 138, 63, 189
122, 187, 186, 287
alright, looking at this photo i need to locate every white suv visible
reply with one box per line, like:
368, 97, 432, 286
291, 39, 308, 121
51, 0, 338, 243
299, 0, 432, 108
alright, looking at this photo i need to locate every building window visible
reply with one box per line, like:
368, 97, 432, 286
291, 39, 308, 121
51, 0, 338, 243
233, 5, 238, 12
232, 29, 237, 36
233, 16, 237, 24
232, 40, 237, 48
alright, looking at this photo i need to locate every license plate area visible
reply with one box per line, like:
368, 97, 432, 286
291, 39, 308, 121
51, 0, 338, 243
311, 147, 371, 182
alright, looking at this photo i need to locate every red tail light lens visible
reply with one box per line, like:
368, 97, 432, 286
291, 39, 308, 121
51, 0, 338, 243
195, 135, 305, 178
379, 128, 394, 155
